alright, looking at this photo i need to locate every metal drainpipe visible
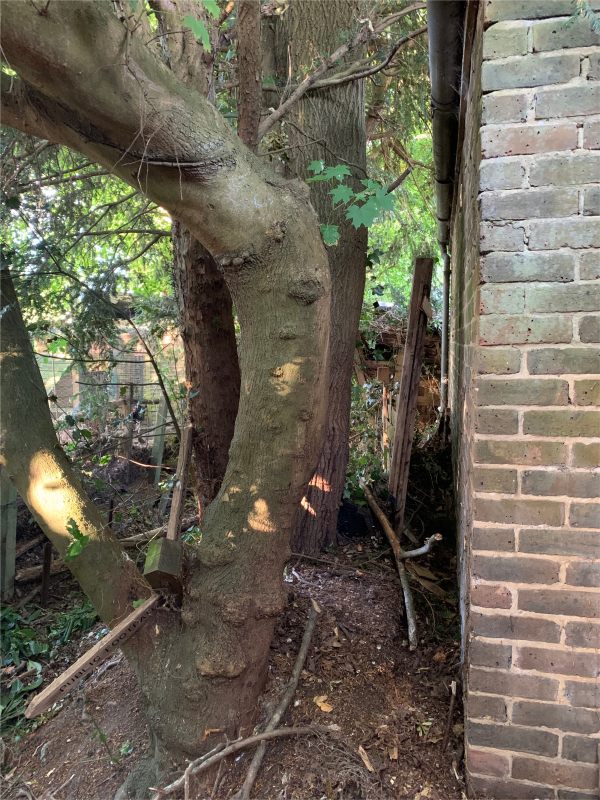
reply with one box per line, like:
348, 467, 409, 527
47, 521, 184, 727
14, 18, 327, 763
440, 245, 451, 414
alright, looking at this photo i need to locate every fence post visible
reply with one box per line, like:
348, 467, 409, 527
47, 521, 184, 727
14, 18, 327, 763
1, 466, 18, 600
151, 394, 169, 485
388, 257, 434, 536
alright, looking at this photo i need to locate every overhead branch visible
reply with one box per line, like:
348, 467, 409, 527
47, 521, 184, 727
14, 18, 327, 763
237, 0, 262, 150
257, 2, 426, 140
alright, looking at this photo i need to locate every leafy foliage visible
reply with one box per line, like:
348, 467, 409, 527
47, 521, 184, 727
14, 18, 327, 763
64, 517, 91, 560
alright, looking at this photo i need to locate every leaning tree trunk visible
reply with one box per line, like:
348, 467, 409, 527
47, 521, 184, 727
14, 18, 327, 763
272, 0, 368, 553
1, 2, 331, 791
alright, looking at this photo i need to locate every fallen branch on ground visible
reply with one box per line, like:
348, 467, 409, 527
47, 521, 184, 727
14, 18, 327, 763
234, 602, 321, 800
151, 726, 330, 799
362, 484, 442, 650
119, 516, 198, 545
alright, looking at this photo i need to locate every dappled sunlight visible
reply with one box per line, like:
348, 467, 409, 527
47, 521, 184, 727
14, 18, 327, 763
300, 496, 316, 517
248, 497, 276, 533
27, 450, 81, 546
308, 474, 332, 492
270, 359, 304, 398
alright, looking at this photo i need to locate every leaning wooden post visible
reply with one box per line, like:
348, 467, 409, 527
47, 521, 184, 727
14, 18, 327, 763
388, 257, 433, 535
0, 466, 18, 600
151, 394, 169, 485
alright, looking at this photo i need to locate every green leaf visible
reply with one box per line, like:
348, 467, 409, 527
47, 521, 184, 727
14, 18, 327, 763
132, 599, 145, 609
320, 225, 340, 247
346, 201, 378, 229
201, 0, 220, 18
308, 160, 325, 175
329, 184, 354, 206
182, 15, 211, 52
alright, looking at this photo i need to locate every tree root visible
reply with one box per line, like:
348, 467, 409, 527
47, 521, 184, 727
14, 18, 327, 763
363, 485, 442, 650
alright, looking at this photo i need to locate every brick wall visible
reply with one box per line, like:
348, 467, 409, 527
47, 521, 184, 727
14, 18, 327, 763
450, 2, 600, 798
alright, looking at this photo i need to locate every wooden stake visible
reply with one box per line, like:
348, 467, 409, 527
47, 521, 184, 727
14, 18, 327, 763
388, 257, 433, 535
0, 467, 18, 600
167, 423, 193, 541
25, 594, 159, 718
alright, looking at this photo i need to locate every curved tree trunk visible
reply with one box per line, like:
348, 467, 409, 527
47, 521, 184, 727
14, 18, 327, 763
1, 2, 330, 789
272, 0, 368, 553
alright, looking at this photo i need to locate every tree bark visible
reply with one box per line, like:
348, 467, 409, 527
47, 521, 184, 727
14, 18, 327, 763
1, 2, 331, 788
171, 222, 240, 511
271, 0, 368, 553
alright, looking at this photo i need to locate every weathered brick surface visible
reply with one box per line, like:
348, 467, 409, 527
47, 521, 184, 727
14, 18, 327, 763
519, 527, 599, 557
536, 84, 600, 118
479, 284, 524, 314
470, 639, 513, 668
573, 379, 600, 406
564, 680, 600, 708
483, 53, 580, 91
471, 582, 514, 606
475, 408, 519, 434
474, 496, 564, 525
579, 252, 599, 281
528, 347, 599, 374
467, 746, 510, 777
477, 346, 521, 373
468, 775, 554, 800
562, 734, 599, 764
530, 152, 600, 187
565, 620, 600, 648
521, 469, 599, 498
519, 588, 600, 617
570, 502, 600, 529
474, 439, 567, 465
526, 284, 600, 313
483, 20, 528, 60
583, 118, 600, 149
512, 756, 598, 791
523, 409, 600, 437
472, 527, 516, 552
572, 441, 600, 467
583, 186, 600, 215
480, 220, 525, 250
476, 377, 568, 405
485, 0, 596, 21
482, 89, 530, 124
533, 15, 600, 51
472, 556, 561, 585
473, 466, 517, 493
480, 187, 578, 220
468, 720, 558, 756
471, 611, 561, 641
479, 314, 572, 344
482, 251, 575, 283
480, 157, 526, 189
566, 561, 600, 588
470, 667, 559, 700
512, 700, 600, 734
579, 315, 600, 342
528, 218, 600, 249
481, 122, 577, 158
517, 645, 600, 677
469, 692, 508, 721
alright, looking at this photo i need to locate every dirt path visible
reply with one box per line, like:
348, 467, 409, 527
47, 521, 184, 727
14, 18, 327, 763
4, 539, 465, 800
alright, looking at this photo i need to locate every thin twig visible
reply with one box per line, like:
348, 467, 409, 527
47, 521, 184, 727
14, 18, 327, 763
235, 604, 320, 799
152, 727, 327, 798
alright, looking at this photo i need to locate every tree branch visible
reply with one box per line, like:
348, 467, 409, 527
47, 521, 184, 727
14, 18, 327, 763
237, 0, 262, 150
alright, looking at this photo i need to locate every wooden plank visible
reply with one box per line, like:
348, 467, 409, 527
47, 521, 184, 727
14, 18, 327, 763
25, 594, 159, 718
1, 467, 18, 600
166, 424, 193, 541
388, 258, 433, 534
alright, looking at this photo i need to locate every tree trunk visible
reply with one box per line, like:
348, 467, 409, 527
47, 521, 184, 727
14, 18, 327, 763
172, 223, 240, 512
1, 3, 331, 790
272, 0, 368, 553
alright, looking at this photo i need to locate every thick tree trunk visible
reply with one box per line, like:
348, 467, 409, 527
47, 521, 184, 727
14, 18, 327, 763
1, 2, 331, 788
272, 1, 368, 553
172, 223, 240, 511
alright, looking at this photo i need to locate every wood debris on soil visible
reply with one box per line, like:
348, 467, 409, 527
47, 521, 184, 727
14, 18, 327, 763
4, 531, 464, 800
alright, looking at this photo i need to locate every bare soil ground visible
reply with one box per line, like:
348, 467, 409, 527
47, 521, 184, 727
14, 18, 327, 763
2, 527, 465, 800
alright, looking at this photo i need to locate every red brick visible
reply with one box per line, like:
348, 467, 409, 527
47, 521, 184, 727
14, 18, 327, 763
472, 612, 561, 643
519, 528, 598, 558
470, 639, 512, 669
468, 775, 554, 800
512, 756, 598, 791
570, 502, 600, 529
470, 667, 558, 700
519, 588, 600, 618
472, 527, 515, 552
517, 646, 600, 678
562, 734, 600, 764
473, 555, 560, 584
467, 747, 510, 778
471, 583, 513, 609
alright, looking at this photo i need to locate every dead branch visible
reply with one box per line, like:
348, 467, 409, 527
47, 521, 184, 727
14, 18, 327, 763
119, 516, 198, 545
152, 726, 329, 798
15, 560, 67, 583
235, 603, 321, 799
363, 486, 441, 650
